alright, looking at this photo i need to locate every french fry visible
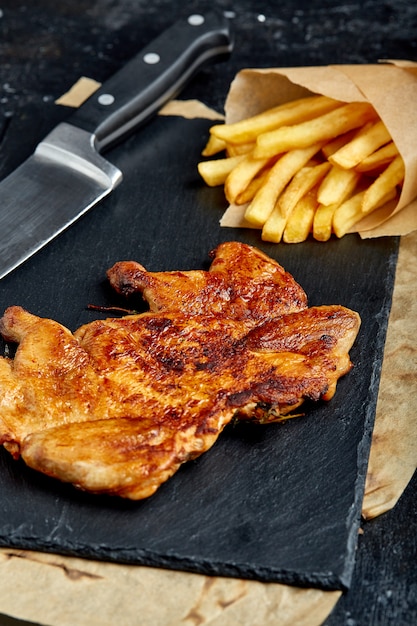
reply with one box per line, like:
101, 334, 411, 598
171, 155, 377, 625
283, 190, 318, 243
244, 143, 323, 227
226, 142, 255, 156
314, 169, 360, 241
321, 130, 357, 158
317, 165, 361, 206
197, 154, 246, 187
329, 119, 392, 169
313, 202, 341, 242
261, 204, 288, 243
201, 134, 227, 157
355, 141, 399, 172
209, 95, 341, 145
333, 190, 367, 237
254, 102, 377, 159
224, 153, 271, 204
333, 187, 397, 237
277, 161, 331, 217
361, 155, 405, 214
235, 169, 270, 205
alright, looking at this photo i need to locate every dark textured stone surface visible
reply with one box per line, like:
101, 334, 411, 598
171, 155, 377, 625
326, 476, 417, 625
0, 0, 416, 622
1, 1, 417, 118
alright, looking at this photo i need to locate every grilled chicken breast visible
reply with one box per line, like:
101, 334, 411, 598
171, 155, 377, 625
0, 242, 360, 499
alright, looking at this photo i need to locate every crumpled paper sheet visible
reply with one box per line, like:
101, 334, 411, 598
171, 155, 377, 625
362, 229, 417, 518
0, 550, 341, 626
55, 77, 102, 107
0, 87, 414, 626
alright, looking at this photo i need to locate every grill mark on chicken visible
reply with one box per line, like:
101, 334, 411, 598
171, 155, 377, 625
0, 242, 360, 499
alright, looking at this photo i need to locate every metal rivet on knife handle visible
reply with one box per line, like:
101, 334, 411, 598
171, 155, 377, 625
98, 94, 115, 106
143, 53, 161, 65
188, 14, 205, 26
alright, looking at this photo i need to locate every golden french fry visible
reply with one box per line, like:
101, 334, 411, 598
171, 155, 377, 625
333, 187, 397, 237
314, 168, 363, 240
244, 143, 323, 227
355, 141, 399, 172
226, 142, 255, 156
329, 119, 392, 169
333, 190, 366, 237
313, 202, 340, 241
201, 134, 227, 157
317, 165, 361, 206
209, 95, 341, 145
361, 154, 405, 214
224, 153, 271, 204
283, 190, 318, 243
254, 102, 377, 159
261, 205, 288, 243
235, 169, 270, 205
197, 154, 246, 187
321, 130, 357, 158
278, 161, 331, 217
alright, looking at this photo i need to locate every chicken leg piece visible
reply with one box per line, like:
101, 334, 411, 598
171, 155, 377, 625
107, 240, 308, 323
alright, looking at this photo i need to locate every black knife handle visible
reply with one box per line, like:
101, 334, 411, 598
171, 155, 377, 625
69, 12, 233, 152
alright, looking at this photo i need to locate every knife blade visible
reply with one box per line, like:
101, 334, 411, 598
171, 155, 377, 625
0, 12, 233, 280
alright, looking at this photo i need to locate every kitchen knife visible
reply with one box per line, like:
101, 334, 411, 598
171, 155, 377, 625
0, 12, 233, 280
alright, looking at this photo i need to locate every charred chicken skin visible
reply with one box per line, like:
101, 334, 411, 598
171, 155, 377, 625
0, 242, 360, 499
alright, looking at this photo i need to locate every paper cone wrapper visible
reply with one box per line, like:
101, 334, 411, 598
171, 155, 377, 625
220, 61, 417, 238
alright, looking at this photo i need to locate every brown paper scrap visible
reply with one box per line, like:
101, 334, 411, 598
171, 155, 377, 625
159, 99, 224, 120
219, 63, 417, 238
55, 77, 101, 108
362, 229, 417, 519
0, 549, 341, 626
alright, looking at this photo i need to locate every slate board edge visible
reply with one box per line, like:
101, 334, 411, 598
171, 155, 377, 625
338, 236, 400, 589
0, 534, 349, 590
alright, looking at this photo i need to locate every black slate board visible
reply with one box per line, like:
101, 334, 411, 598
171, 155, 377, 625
0, 102, 398, 591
